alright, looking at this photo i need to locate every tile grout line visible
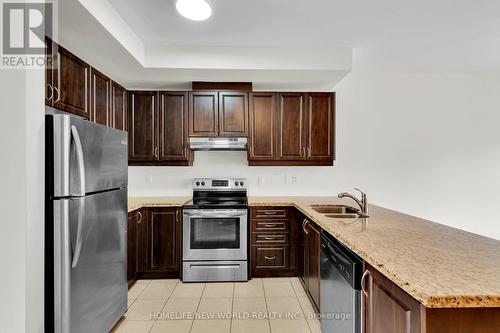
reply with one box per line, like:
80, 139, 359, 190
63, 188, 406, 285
262, 279, 273, 333
188, 283, 206, 333
293, 281, 314, 333
229, 283, 235, 333
149, 279, 180, 332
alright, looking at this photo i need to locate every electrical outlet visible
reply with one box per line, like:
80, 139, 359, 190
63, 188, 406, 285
291, 175, 297, 184
283, 174, 288, 184
257, 176, 265, 185
145, 175, 153, 184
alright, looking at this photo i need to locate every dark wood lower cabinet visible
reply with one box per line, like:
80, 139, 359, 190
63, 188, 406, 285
129, 207, 182, 282
364, 263, 500, 333
250, 207, 296, 278
147, 208, 181, 274
364, 264, 422, 333
137, 208, 181, 279
127, 209, 143, 286
300, 216, 321, 312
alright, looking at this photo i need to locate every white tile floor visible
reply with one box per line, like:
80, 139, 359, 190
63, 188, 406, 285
112, 277, 322, 333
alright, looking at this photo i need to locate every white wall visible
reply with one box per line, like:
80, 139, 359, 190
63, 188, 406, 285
129, 72, 500, 240
0, 68, 45, 332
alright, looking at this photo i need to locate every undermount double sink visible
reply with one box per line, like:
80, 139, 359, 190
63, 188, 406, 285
310, 205, 369, 219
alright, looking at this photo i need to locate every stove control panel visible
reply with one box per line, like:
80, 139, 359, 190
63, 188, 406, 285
193, 178, 247, 191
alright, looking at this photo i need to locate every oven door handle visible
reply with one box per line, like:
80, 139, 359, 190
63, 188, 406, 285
184, 211, 247, 218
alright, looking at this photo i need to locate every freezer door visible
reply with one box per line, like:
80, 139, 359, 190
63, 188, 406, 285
53, 188, 127, 333
48, 113, 127, 197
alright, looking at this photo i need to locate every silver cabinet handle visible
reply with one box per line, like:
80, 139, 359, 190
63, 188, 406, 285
265, 256, 277, 260
137, 211, 143, 224
361, 270, 370, 298
47, 84, 54, 101
264, 211, 278, 215
303, 219, 309, 234
263, 236, 276, 240
70, 126, 86, 197
264, 223, 277, 227
56, 49, 61, 104
154, 146, 159, 158
54, 86, 61, 103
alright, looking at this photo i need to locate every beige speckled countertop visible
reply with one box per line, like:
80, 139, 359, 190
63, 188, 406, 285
129, 196, 500, 308
128, 196, 191, 212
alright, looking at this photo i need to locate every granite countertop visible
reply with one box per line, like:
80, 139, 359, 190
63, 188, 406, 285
128, 196, 191, 212
129, 196, 500, 308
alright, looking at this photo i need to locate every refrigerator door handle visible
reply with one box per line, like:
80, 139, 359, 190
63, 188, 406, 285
70, 125, 86, 197
71, 199, 85, 268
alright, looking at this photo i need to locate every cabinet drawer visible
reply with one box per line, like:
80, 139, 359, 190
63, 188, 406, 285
252, 246, 289, 269
251, 207, 289, 219
252, 232, 288, 245
252, 220, 288, 232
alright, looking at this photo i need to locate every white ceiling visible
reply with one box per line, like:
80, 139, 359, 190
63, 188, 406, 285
60, 0, 500, 90
107, 0, 500, 72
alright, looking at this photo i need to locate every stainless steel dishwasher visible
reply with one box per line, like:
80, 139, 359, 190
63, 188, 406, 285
320, 230, 363, 333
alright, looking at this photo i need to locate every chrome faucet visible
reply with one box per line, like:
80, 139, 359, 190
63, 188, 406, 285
338, 188, 368, 215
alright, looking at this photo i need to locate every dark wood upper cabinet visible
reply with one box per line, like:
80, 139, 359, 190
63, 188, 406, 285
90, 68, 111, 127
218, 91, 249, 137
276, 92, 306, 160
159, 92, 190, 161
128, 91, 157, 161
51, 43, 90, 119
146, 208, 181, 274
248, 92, 276, 160
188, 91, 219, 137
45, 37, 54, 106
306, 93, 334, 160
112, 81, 127, 131
365, 263, 422, 333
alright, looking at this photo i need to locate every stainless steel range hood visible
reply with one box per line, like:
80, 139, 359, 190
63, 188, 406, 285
189, 137, 247, 151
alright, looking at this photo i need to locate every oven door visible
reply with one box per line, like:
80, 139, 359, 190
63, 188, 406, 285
183, 209, 247, 261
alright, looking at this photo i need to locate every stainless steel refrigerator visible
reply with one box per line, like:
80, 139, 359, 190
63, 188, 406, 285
45, 111, 128, 333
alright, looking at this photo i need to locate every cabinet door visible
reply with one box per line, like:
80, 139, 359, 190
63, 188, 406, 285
159, 92, 189, 161
90, 68, 111, 127
112, 81, 127, 131
218, 91, 249, 137
45, 37, 54, 106
365, 264, 422, 333
52, 43, 90, 118
137, 209, 148, 274
128, 91, 158, 161
306, 93, 334, 161
188, 91, 219, 137
147, 208, 181, 273
306, 220, 321, 311
297, 216, 306, 284
248, 92, 276, 160
127, 210, 141, 284
276, 93, 306, 160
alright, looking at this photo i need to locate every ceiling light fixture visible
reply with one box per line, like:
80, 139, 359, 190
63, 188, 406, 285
176, 0, 212, 21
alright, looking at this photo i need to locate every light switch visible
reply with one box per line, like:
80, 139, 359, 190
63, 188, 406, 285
258, 176, 265, 185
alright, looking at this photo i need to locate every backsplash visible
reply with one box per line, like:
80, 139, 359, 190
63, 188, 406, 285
128, 151, 351, 197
